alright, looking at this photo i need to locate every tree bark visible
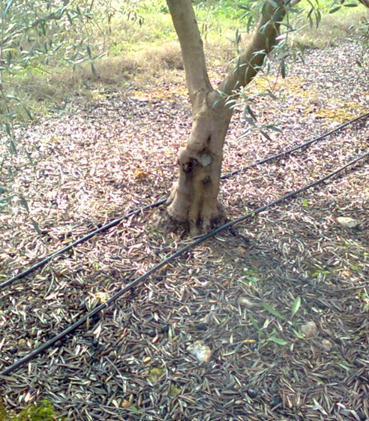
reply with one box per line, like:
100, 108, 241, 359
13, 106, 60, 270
167, 90, 232, 235
166, 0, 289, 234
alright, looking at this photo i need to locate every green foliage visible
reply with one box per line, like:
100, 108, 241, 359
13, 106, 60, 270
195, 0, 246, 19
0, 400, 8, 420
17, 400, 57, 420
0, 0, 99, 126
291, 296, 302, 318
249, 296, 305, 349
0, 399, 58, 421
238, 267, 261, 287
0, 0, 104, 216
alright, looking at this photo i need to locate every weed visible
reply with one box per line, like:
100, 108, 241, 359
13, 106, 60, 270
0, 399, 59, 421
238, 267, 261, 288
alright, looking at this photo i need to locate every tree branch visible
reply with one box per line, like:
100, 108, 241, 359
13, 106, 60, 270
166, 0, 212, 105
220, 0, 290, 96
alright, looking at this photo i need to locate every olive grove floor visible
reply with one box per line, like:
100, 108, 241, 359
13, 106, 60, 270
0, 40, 368, 420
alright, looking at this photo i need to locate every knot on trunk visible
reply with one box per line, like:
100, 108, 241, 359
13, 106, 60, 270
178, 148, 213, 174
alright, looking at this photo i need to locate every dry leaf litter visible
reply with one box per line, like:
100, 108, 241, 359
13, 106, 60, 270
0, 41, 368, 420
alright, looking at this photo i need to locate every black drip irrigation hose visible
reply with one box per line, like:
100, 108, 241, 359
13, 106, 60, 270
1, 112, 368, 291
0, 199, 166, 290
222, 111, 369, 180
1, 150, 368, 378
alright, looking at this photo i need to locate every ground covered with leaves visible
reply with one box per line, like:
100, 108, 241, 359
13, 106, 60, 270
0, 40, 369, 420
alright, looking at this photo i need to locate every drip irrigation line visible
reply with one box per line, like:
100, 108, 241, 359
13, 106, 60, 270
222, 111, 369, 179
0, 199, 166, 290
1, 149, 367, 378
1, 112, 368, 290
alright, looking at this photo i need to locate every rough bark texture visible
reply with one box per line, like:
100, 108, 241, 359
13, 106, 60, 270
167, 90, 232, 234
166, 0, 288, 234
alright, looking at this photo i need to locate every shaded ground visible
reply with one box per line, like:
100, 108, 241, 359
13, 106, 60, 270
0, 41, 369, 420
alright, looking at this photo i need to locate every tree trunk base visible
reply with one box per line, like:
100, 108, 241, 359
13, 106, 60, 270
165, 92, 231, 236
167, 182, 225, 236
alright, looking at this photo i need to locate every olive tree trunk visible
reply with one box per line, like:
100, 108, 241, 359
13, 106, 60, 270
166, 0, 289, 234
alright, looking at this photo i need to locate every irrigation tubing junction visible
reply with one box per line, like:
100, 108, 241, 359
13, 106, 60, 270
1, 111, 369, 291
1, 149, 368, 378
